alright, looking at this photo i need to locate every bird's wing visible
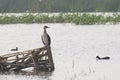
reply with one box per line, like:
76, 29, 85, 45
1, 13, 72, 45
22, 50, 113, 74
41, 35, 45, 45
47, 34, 51, 45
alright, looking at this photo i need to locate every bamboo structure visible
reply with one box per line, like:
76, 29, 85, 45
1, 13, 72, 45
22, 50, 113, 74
0, 46, 55, 72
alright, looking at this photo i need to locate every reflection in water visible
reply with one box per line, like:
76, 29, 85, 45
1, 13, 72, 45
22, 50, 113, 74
0, 70, 53, 80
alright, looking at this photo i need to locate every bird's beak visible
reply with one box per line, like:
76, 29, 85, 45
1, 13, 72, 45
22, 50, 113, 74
47, 27, 50, 28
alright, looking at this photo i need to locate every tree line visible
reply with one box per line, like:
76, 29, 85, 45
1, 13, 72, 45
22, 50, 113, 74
0, 0, 119, 12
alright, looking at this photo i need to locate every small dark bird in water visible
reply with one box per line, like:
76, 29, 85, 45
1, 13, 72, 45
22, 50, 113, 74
41, 26, 51, 46
11, 47, 18, 51
96, 56, 110, 60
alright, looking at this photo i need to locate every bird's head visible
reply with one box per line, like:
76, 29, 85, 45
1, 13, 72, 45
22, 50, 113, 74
96, 56, 100, 59
44, 26, 50, 29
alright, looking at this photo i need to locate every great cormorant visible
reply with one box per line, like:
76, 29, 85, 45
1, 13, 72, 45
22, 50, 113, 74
41, 26, 51, 46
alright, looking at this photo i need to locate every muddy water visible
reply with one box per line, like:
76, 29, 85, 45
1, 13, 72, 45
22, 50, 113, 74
0, 24, 120, 80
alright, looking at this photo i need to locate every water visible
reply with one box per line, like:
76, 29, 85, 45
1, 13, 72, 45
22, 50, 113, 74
0, 23, 120, 80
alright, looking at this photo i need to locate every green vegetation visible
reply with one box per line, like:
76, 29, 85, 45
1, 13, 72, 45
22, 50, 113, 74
0, 13, 120, 25
0, 0, 119, 12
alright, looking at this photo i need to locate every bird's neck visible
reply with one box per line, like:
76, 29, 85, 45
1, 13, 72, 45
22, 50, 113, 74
44, 29, 47, 33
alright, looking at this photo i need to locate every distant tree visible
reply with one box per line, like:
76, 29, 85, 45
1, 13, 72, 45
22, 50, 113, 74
0, 0, 119, 12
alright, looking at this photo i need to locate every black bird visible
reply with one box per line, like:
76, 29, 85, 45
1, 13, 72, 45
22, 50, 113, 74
41, 26, 51, 46
96, 56, 110, 60
11, 47, 18, 51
